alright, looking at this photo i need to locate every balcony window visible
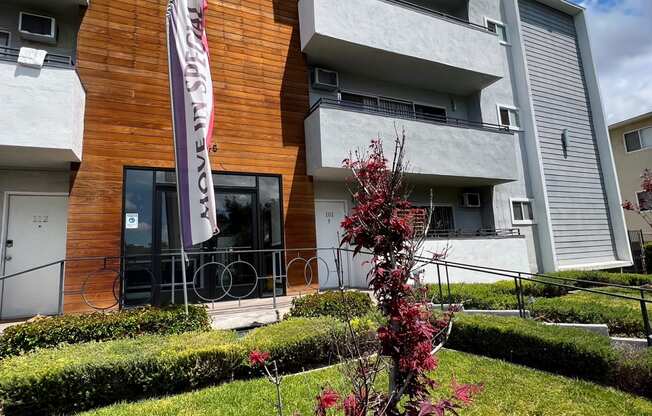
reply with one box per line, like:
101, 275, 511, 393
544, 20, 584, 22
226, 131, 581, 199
486, 18, 508, 44
415, 104, 447, 122
379, 97, 413, 117
498, 105, 520, 130
340, 92, 378, 109
0, 31, 9, 47
511, 198, 534, 225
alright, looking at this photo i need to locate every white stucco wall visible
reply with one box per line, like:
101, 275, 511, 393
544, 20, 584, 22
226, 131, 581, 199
305, 107, 518, 183
298, 0, 504, 94
419, 236, 532, 283
0, 62, 85, 167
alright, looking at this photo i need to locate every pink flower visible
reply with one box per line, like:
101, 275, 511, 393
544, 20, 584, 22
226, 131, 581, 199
316, 388, 340, 411
248, 350, 270, 366
451, 377, 483, 405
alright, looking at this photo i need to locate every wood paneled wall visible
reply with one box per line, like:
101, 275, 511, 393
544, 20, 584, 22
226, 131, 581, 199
65, 0, 315, 312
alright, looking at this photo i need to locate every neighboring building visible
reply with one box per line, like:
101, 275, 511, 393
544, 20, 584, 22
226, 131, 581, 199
608, 111, 652, 249
0, 0, 632, 318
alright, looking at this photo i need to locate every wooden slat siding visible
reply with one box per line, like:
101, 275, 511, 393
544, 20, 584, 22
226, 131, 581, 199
64, 0, 316, 313
518, 0, 618, 266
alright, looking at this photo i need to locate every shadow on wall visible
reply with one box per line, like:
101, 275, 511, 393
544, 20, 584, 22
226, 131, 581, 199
272, 1, 318, 286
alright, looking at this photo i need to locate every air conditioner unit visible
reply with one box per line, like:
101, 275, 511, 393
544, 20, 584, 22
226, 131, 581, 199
19, 12, 57, 44
461, 193, 481, 208
311, 68, 339, 91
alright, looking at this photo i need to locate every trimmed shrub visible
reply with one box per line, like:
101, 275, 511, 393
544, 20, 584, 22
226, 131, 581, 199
0, 317, 358, 415
548, 270, 652, 287
447, 314, 620, 384
529, 291, 651, 337
287, 290, 373, 321
0, 305, 211, 358
615, 348, 652, 399
426, 280, 566, 310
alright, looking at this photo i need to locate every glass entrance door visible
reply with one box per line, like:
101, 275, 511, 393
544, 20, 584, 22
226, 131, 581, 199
153, 187, 260, 304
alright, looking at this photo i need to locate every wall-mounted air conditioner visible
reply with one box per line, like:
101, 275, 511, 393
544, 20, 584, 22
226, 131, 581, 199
311, 68, 339, 91
461, 193, 481, 208
19, 12, 57, 44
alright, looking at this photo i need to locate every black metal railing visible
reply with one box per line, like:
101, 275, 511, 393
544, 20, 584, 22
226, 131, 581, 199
308, 98, 512, 133
427, 228, 521, 238
0, 46, 74, 68
381, 0, 491, 32
2, 246, 650, 346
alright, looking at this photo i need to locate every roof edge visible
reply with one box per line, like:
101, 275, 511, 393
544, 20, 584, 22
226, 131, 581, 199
535, 0, 584, 16
609, 111, 652, 130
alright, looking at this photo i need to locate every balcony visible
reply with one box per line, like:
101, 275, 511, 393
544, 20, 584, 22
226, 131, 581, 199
298, 0, 504, 95
0, 47, 85, 169
304, 99, 518, 185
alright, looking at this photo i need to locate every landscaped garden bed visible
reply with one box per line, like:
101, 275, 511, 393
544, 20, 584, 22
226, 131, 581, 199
0, 305, 210, 358
79, 349, 652, 416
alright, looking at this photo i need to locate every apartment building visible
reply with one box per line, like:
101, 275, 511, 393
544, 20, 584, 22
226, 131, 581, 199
609, 112, 652, 234
0, 0, 632, 318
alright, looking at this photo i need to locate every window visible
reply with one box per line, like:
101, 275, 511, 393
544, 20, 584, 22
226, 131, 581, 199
498, 105, 520, 129
379, 97, 413, 117
511, 199, 534, 225
0, 31, 9, 47
340, 92, 377, 109
624, 127, 652, 152
637, 191, 652, 212
415, 104, 447, 122
486, 18, 508, 44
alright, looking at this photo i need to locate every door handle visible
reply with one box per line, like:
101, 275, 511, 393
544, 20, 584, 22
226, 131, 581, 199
4, 256, 11, 262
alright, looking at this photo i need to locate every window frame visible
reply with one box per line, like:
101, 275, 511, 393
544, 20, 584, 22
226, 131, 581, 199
623, 126, 652, 153
636, 190, 652, 212
413, 101, 448, 123
0, 30, 10, 48
510, 197, 535, 226
484, 17, 510, 45
496, 104, 521, 130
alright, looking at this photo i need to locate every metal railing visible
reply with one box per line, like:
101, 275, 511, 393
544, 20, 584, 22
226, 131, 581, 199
1, 246, 651, 346
0, 46, 74, 68
381, 0, 491, 32
427, 228, 521, 239
308, 98, 512, 133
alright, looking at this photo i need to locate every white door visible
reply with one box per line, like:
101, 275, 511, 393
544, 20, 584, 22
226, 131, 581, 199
315, 200, 352, 289
2, 195, 68, 319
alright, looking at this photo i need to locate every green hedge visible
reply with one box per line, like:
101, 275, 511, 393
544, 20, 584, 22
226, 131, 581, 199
548, 270, 652, 287
447, 314, 619, 383
0, 317, 359, 415
529, 291, 651, 337
426, 280, 567, 310
287, 290, 373, 321
0, 305, 211, 358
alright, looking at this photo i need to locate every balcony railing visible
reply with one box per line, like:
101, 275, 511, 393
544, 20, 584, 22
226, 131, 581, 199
0, 46, 73, 68
428, 228, 522, 239
308, 98, 511, 133
382, 0, 490, 32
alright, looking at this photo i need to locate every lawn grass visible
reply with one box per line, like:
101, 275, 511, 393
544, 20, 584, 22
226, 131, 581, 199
80, 349, 652, 416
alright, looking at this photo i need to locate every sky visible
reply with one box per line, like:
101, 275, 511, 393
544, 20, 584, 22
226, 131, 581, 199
571, 0, 652, 124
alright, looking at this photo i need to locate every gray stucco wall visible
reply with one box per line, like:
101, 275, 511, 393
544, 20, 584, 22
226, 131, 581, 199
0, 3, 83, 60
0, 61, 85, 167
518, 0, 618, 267
305, 106, 518, 183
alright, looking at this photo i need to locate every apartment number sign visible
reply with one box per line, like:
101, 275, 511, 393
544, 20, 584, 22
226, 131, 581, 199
324, 210, 334, 224
32, 215, 49, 228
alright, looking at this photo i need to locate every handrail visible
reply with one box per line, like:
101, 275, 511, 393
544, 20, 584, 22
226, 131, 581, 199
2, 247, 651, 346
308, 98, 512, 133
380, 0, 491, 32
0, 46, 74, 68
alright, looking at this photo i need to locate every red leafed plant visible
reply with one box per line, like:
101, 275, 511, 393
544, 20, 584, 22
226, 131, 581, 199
623, 168, 652, 230
311, 133, 482, 415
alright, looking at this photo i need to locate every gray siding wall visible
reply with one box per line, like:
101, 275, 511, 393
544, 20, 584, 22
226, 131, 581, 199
519, 0, 617, 266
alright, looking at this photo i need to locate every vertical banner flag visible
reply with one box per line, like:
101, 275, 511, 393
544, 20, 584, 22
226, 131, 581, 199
167, 0, 219, 249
